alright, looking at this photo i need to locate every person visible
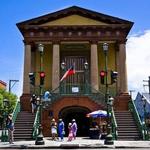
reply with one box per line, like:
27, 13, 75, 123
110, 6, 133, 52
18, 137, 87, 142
67, 123, 73, 141
71, 119, 78, 140
58, 118, 65, 141
51, 118, 57, 140
6, 114, 14, 144
30, 94, 37, 114
43, 91, 51, 102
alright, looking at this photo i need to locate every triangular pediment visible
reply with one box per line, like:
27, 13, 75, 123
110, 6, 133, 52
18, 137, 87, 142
17, 6, 133, 28
40, 14, 108, 26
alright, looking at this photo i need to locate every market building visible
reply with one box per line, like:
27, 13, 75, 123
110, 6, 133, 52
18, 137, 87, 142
17, 6, 134, 137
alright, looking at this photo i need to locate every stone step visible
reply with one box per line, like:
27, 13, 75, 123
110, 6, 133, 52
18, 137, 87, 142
115, 111, 141, 140
14, 111, 35, 141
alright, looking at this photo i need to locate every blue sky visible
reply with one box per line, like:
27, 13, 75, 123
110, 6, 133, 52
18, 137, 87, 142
0, 0, 150, 98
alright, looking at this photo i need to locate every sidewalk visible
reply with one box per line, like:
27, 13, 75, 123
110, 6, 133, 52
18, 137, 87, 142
0, 137, 150, 149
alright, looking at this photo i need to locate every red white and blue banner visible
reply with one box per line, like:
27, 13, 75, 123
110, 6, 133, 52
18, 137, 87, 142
60, 65, 75, 82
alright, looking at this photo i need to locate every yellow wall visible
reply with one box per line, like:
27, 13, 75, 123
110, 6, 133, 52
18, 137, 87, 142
33, 42, 117, 95
40, 15, 108, 26
35, 44, 53, 91
98, 43, 117, 95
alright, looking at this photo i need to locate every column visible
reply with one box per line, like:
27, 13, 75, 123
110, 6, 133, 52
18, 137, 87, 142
91, 43, 99, 90
117, 42, 128, 93
23, 43, 31, 94
52, 43, 60, 90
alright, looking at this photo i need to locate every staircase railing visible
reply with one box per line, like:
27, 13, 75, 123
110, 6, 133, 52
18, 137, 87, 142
128, 99, 145, 140
32, 106, 40, 139
12, 101, 20, 123
48, 83, 106, 107
111, 108, 118, 140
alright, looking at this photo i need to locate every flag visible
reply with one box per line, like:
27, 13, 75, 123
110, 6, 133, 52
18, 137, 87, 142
60, 65, 75, 82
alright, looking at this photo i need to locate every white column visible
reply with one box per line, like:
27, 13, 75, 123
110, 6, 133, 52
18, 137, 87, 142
52, 44, 60, 90
23, 44, 31, 94
91, 43, 99, 90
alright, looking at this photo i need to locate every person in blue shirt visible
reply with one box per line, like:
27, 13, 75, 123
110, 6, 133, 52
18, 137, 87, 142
58, 118, 65, 141
43, 91, 51, 102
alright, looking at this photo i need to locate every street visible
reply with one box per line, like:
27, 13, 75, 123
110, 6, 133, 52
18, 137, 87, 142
0, 148, 148, 150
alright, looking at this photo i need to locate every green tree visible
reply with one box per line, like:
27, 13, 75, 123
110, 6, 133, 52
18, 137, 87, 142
0, 89, 17, 114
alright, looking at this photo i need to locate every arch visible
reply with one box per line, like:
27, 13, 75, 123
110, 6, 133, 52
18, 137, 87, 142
59, 106, 91, 136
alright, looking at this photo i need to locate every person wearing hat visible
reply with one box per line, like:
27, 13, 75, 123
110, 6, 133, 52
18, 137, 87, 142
50, 118, 57, 140
71, 119, 78, 140
58, 118, 65, 141
67, 122, 73, 141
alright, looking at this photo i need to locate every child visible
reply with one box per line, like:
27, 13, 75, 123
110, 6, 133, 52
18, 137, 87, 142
67, 123, 73, 141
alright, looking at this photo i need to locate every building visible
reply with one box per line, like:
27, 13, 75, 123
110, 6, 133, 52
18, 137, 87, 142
134, 92, 150, 122
17, 6, 133, 136
0, 80, 7, 90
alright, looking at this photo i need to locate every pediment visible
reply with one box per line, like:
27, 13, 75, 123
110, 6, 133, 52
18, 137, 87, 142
17, 6, 133, 27
40, 14, 108, 26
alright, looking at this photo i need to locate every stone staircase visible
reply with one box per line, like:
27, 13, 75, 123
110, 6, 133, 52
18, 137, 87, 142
14, 111, 35, 141
115, 111, 142, 140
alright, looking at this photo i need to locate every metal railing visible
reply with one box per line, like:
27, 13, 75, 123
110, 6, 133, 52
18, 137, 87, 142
12, 101, 20, 123
32, 106, 40, 139
0, 101, 20, 141
48, 83, 106, 107
111, 108, 118, 140
128, 99, 146, 140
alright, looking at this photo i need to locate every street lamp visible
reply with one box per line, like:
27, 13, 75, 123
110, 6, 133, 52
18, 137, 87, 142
84, 61, 88, 70
103, 43, 114, 145
141, 95, 147, 140
1, 99, 9, 142
84, 61, 89, 94
61, 61, 66, 70
35, 43, 45, 145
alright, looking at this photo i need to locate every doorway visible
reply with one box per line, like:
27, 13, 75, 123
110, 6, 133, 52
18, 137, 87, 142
59, 106, 91, 136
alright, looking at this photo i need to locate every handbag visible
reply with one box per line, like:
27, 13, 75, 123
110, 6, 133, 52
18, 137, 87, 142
62, 130, 65, 135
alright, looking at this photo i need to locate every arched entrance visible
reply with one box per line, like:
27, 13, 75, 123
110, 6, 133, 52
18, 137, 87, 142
59, 106, 91, 136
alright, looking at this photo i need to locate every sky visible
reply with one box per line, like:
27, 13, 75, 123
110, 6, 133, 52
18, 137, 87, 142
0, 0, 150, 99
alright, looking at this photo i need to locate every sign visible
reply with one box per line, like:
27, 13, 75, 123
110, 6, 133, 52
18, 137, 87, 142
72, 87, 79, 93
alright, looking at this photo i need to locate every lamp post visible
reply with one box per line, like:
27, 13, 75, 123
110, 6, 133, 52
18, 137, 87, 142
1, 99, 9, 142
142, 95, 147, 139
103, 43, 114, 145
35, 43, 45, 145
84, 61, 89, 94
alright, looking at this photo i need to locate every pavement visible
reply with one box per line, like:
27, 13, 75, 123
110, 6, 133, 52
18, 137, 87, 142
1, 137, 150, 149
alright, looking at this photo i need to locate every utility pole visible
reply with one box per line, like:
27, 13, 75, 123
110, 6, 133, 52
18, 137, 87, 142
143, 76, 150, 94
9, 80, 19, 93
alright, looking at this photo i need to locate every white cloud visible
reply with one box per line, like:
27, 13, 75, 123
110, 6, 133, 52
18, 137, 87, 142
127, 30, 150, 98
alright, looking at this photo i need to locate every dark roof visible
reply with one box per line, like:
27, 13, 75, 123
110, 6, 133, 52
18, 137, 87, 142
17, 6, 133, 27
0, 80, 7, 86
